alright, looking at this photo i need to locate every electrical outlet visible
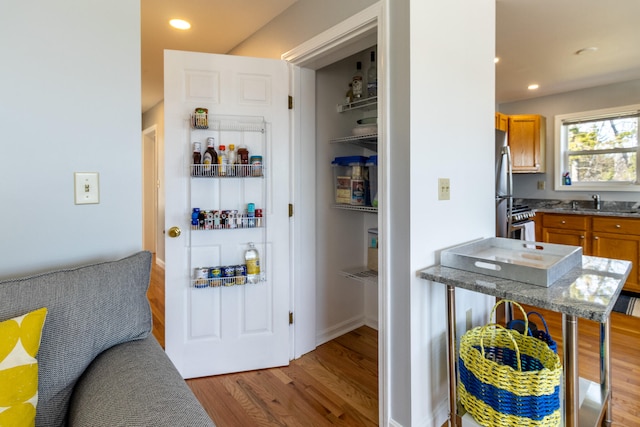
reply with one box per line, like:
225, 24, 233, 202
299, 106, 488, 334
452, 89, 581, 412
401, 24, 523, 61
438, 178, 450, 200
74, 172, 100, 204
537, 180, 546, 190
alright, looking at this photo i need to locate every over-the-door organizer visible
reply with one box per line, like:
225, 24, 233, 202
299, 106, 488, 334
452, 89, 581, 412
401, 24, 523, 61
188, 112, 267, 288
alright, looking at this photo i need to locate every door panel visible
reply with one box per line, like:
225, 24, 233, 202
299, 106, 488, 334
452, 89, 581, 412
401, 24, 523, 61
164, 50, 290, 378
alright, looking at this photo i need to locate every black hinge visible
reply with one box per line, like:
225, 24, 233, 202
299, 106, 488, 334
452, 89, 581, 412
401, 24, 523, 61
288, 96, 293, 110
289, 203, 293, 217
289, 312, 294, 324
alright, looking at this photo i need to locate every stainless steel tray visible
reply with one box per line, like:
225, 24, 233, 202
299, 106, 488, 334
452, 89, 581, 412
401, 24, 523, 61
441, 237, 583, 287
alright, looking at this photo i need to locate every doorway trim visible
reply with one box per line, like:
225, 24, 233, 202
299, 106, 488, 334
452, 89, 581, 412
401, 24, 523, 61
281, 3, 388, 425
142, 125, 159, 256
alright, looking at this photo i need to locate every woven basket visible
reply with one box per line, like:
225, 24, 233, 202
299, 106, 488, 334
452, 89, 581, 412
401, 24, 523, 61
459, 302, 562, 427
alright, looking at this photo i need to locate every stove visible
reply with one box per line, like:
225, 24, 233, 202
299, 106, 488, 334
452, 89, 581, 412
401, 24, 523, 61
510, 204, 536, 223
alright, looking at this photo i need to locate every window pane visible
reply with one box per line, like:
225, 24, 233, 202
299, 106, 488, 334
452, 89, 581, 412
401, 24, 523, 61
569, 152, 637, 182
568, 117, 638, 151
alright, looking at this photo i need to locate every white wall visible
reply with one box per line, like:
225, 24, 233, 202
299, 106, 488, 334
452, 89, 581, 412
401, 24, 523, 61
500, 78, 640, 203
405, 1, 496, 425
0, 1, 141, 278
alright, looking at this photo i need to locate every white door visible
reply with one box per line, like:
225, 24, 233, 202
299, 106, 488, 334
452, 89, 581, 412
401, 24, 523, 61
164, 50, 291, 378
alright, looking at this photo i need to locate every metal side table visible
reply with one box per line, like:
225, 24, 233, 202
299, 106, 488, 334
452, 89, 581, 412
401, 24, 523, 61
420, 255, 631, 427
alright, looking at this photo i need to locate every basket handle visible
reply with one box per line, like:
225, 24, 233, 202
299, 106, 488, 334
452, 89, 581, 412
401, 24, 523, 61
505, 319, 534, 336
479, 323, 522, 371
490, 299, 529, 335
527, 311, 550, 335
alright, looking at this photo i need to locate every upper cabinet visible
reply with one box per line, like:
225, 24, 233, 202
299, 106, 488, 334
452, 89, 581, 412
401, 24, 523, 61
495, 112, 508, 132
508, 114, 546, 173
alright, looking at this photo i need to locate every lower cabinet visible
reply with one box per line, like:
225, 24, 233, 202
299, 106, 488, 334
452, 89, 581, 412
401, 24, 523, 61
540, 213, 640, 293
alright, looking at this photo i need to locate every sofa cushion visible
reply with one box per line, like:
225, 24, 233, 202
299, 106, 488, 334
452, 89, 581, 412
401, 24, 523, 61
68, 336, 216, 427
0, 307, 47, 427
0, 251, 153, 427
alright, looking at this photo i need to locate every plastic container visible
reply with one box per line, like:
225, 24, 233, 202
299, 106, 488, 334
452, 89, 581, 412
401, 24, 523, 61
366, 155, 378, 207
331, 156, 368, 205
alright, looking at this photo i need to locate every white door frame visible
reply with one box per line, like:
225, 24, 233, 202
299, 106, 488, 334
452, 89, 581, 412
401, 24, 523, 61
142, 125, 159, 255
282, 3, 388, 425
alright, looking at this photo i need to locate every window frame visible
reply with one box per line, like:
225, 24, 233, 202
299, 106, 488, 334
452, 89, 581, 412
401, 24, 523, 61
554, 103, 640, 192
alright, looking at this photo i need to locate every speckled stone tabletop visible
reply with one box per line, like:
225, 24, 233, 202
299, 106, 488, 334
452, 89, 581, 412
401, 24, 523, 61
420, 256, 631, 322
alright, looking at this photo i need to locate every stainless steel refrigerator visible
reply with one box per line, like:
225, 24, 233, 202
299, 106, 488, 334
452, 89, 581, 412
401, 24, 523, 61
495, 129, 512, 238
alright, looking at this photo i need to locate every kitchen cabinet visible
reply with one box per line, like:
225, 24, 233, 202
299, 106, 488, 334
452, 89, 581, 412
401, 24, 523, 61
592, 217, 640, 293
539, 213, 640, 293
508, 114, 546, 173
495, 112, 508, 132
541, 213, 590, 253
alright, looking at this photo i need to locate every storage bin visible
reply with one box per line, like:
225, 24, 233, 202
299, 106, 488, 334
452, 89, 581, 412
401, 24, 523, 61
366, 155, 378, 207
331, 156, 368, 205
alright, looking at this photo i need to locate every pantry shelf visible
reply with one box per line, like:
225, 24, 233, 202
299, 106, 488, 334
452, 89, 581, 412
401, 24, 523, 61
336, 96, 377, 113
330, 134, 377, 150
332, 204, 377, 213
339, 267, 378, 285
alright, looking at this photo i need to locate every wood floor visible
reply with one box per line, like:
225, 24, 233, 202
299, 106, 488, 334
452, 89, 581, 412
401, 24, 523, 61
147, 258, 378, 426
147, 258, 640, 426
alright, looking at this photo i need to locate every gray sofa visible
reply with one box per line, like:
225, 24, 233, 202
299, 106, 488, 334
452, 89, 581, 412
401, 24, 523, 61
0, 251, 215, 427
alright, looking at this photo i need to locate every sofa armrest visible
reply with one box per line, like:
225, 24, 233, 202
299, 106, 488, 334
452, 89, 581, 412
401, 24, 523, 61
67, 336, 215, 427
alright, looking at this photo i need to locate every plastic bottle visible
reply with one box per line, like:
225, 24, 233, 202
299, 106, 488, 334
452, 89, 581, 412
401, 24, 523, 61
227, 144, 237, 176
352, 61, 363, 99
203, 138, 218, 176
218, 145, 228, 176
367, 51, 377, 98
237, 146, 249, 176
192, 142, 202, 176
245, 242, 260, 284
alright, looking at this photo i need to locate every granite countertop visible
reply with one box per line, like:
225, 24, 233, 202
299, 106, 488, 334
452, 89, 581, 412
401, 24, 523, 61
518, 198, 640, 218
420, 256, 631, 322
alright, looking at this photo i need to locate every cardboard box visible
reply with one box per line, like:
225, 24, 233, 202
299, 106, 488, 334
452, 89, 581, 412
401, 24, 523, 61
367, 247, 378, 272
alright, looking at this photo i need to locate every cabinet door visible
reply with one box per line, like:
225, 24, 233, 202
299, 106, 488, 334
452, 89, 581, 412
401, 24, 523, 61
542, 228, 589, 252
495, 112, 508, 132
508, 114, 545, 173
592, 232, 640, 293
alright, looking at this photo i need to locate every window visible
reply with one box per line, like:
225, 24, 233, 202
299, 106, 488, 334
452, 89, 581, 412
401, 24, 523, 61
555, 104, 640, 191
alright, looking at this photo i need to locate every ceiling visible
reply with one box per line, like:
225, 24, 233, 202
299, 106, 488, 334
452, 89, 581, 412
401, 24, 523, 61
141, 0, 640, 113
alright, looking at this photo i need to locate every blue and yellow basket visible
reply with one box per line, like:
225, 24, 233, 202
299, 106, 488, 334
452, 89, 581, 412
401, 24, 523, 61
459, 301, 562, 427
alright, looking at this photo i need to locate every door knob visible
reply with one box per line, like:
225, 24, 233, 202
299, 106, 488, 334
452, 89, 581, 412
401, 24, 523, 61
168, 226, 181, 238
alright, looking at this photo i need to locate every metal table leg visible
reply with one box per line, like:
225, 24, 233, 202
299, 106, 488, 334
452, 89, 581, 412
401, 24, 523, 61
446, 285, 458, 427
563, 314, 579, 427
601, 319, 612, 426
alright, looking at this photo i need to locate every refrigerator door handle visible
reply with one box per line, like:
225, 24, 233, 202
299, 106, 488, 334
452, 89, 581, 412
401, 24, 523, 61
504, 146, 513, 237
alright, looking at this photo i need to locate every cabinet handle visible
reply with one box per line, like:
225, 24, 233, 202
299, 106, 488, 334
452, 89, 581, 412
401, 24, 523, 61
594, 236, 599, 240
580, 235, 584, 239
561, 220, 566, 224
616, 224, 621, 228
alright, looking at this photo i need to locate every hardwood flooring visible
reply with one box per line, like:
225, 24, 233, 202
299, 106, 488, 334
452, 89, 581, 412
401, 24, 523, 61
147, 257, 379, 426
147, 257, 640, 426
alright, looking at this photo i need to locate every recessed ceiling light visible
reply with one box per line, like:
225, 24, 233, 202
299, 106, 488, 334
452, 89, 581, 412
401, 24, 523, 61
169, 19, 191, 30
494, 57, 500, 64
575, 47, 598, 56
528, 84, 539, 90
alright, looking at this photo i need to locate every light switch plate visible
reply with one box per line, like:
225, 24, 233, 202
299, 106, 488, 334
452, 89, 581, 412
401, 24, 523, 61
74, 172, 100, 204
438, 178, 450, 200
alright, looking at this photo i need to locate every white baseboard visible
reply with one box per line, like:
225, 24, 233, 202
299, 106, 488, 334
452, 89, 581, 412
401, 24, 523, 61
156, 257, 165, 269
316, 315, 366, 346
364, 315, 378, 330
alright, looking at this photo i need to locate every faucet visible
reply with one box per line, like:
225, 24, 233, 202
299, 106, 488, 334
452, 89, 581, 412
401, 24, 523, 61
592, 194, 601, 210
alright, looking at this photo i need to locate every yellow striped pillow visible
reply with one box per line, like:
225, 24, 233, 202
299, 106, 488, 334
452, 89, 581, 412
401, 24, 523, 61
0, 307, 47, 427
